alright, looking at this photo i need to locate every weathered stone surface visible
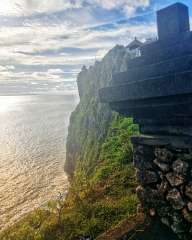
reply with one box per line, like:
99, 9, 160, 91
132, 140, 192, 238
166, 172, 185, 187
171, 222, 186, 234
187, 202, 192, 211
158, 171, 164, 180
171, 212, 186, 234
167, 188, 185, 210
177, 234, 189, 240
137, 170, 159, 185
147, 189, 161, 203
136, 185, 145, 203
171, 212, 184, 224
181, 153, 192, 161
185, 182, 192, 200
155, 148, 173, 163
172, 159, 189, 176
161, 217, 170, 227
182, 208, 192, 223
142, 188, 161, 206
157, 203, 172, 217
179, 185, 186, 198
133, 154, 153, 170
154, 158, 170, 172
134, 145, 144, 155
157, 3, 190, 40
157, 179, 170, 195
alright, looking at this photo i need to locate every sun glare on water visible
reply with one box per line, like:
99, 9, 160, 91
0, 96, 22, 113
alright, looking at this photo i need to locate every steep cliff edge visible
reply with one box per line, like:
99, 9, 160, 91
65, 45, 131, 176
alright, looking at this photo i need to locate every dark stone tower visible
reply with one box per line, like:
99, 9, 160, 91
99, 3, 192, 239
157, 3, 190, 40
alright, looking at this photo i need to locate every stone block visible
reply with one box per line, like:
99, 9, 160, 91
166, 172, 185, 187
154, 148, 173, 163
185, 183, 192, 200
113, 54, 192, 86
187, 202, 192, 211
157, 179, 170, 196
182, 208, 192, 223
137, 170, 159, 185
157, 3, 190, 40
166, 188, 185, 210
154, 158, 170, 172
172, 159, 189, 176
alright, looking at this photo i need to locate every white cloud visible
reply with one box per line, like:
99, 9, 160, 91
0, 0, 150, 17
0, 0, 155, 83
0, 0, 81, 16
93, 0, 150, 16
0, 21, 156, 72
0, 68, 67, 81
47, 68, 64, 75
0, 65, 15, 71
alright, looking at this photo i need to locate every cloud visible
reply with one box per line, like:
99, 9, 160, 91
0, 0, 150, 17
0, 0, 81, 16
93, 0, 150, 16
47, 68, 64, 75
0, 67, 75, 82
0, 0, 157, 85
0, 65, 15, 71
0, 18, 156, 82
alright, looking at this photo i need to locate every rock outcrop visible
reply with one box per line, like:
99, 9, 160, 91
65, 46, 133, 176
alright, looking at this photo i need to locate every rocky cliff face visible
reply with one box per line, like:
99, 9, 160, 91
65, 45, 132, 176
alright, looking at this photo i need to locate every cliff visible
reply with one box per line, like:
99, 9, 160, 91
65, 45, 132, 176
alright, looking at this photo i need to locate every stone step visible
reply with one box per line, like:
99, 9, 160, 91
112, 101, 192, 119
112, 54, 192, 86
141, 31, 192, 56
140, 125, 192, 136
100, 71, 192, 103
110, 93, 192, 110
131, 135, 192, 148
135, 117, 192, 126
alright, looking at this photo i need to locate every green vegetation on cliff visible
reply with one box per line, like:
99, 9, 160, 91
0, 46, 139, 240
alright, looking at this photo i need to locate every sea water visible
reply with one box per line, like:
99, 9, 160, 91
0, 93, 78, 230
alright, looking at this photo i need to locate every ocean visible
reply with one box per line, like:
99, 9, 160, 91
0, 93, 79, 231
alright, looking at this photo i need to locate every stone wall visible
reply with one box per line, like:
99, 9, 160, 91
132, 136, 192, 240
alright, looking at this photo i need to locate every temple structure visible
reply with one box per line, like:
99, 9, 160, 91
99, 3, 192, 239
126, 37, 143, 51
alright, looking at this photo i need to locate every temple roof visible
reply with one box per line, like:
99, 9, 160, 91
127, 37, 143, 50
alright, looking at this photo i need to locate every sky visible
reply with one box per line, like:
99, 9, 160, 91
0, 0, 192, 84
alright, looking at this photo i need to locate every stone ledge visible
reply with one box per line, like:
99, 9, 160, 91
131, 135, 192, 149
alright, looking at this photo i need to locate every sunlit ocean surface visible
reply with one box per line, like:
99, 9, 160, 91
0, 88, 79, 230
